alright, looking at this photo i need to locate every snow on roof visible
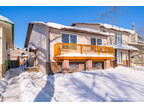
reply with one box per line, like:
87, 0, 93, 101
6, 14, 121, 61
30, 21, 114, 36
0, 15, 14, 24
99, 23, 135, 34
56, 53, 114, 58
111, 44, 138, 51
47, 22, 115, 36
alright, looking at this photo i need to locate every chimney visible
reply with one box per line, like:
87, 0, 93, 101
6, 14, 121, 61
132, 22, 135, 31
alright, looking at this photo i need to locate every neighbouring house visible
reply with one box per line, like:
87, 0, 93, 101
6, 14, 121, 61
128, 37, 144, 66
9, 46, 28, 68
0, 15, 14, 78
71, 23, 140, 67
24, 22, 138, 74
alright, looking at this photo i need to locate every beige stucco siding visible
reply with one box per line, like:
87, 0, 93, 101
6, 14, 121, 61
0, 26, 3, 77
73, 24, 100, 31
28, 24, 48, 73
0, 26, 9, 77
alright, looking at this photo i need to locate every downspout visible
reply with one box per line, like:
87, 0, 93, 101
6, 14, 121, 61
115, 49, 117, 67
46, 27, 52, 75
128, 50, 131, 67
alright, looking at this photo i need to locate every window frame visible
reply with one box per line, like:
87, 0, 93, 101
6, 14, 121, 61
90, 37, 102, 45
117, 51, 122, 64
115, 33, 122, 45
61, 32, 77, 44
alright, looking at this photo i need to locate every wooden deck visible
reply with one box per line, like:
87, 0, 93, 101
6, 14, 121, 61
54, 43, 114, 62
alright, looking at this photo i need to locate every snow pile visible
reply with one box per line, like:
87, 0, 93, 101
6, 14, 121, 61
0, 15, 14, 24
49, 67, 144, 102
0, 79, 8, 96
99, 23, 135, 34
57, 53, 114, 57
3, 66, 144, 102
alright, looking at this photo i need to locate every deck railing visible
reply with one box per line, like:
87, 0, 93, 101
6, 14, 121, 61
54, 43, 114, 57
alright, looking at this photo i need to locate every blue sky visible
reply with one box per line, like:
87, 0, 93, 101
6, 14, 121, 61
0, 6, 144, 48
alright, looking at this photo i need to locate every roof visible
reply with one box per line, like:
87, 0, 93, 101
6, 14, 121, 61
72, 23, 135, 34
0, 15, 14, 24
25, 22, 114, 47
111, 44, 138, 51
31, 22, 114, 36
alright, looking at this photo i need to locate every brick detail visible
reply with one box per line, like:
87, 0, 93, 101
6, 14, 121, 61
62, 60, 70, 73
86, 60, 92, 70
51, 62, 61, 73
123, 60, 130, 67
104, 60, 111, 69
78, 63, 85, 71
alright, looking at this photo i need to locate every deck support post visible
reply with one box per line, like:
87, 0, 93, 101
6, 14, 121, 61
86, 59, 92, 70
62, 60, 70, 73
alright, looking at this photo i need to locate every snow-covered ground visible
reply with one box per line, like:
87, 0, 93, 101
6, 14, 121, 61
1, 66, 144, 102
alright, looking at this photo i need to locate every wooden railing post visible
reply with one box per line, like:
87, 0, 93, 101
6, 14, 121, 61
81, 45, 83, 54
97, 46, 100, 55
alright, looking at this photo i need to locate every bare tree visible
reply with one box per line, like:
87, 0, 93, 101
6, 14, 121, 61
94, 6, 129, 24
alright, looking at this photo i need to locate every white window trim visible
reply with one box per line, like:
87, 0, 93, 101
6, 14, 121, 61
117, 51, 122, 64
115, 33, 122, 45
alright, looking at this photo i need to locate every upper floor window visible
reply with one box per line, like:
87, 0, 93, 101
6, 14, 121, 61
62, 33, 77, 44
115, 33, 122, 45
91, 38, 102, 45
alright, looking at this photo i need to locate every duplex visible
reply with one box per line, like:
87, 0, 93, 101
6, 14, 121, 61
0, 15, 14, 78
24, 22, 138, 74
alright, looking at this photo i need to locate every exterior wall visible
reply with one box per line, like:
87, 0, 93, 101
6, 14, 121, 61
49, 28, 107, 62
72, 24, 100, 31
0, 26, 3, 78
130, 44, 144, 66
28, 24, 48, 73
0, 26, 10, 77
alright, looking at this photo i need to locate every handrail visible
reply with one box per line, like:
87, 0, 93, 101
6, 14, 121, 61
54, 43, 114, 57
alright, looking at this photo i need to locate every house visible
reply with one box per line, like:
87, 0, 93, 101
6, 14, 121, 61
8, 46, 28, 68
0, 15, 14, 78
71, 23, 139, 67
128, 38, 144, 66
24, 22, 138, 74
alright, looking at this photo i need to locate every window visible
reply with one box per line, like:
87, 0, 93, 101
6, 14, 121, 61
62, 33, 77, 44
91, 38, 96, 45
97, 39, 102, 45
91, 38, 102, 45
70, 35, 77, 44
62, 33, 69, 43
115, 33, 122, 45
117, 51, 122, 64
92, 62, 104, 69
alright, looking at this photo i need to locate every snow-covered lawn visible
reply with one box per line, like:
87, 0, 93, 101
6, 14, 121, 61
1, 66, 144, 102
